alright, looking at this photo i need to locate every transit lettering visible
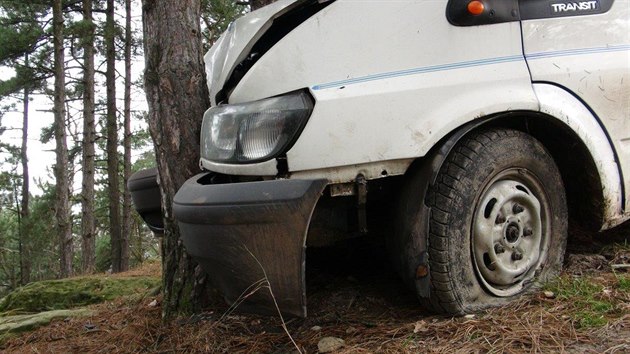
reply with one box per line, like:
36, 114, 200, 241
551, 1, 598, 13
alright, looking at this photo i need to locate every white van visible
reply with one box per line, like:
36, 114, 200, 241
131, 0, 630, 317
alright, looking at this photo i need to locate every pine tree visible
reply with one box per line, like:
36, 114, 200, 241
200, 0, 246, 47
0, 0, 53, 284
53, 0, 73, 278
80, 0, 97, 274
142, 0, 211, 317
121, 0, 133, 272
0, 0, 98, 282
19, 54, 30, 284
105, 0, 123, 273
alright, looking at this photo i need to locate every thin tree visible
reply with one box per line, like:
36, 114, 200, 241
53, 0, 72, 278
121, 0, 132, 271
19, 54, 30, 284
81, 0, 96, 273
0, 0, 51, 284
105, 0, 123, 273
142, 0, 211, 317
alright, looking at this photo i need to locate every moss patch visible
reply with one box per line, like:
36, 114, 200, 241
0, 276, 160, 314
545, 276, 616, 329
618, 275, 630, 291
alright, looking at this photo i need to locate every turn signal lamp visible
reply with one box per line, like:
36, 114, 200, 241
467, 1, 485, 15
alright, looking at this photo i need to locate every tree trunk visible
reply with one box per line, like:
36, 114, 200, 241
81, 0, 96, 274
106, 0, 122, 273
142, 0, 211, 317
136, 218, 143, 264
20, 57, 30, 284
53, 0, 73, 278
121, 0, 132, 272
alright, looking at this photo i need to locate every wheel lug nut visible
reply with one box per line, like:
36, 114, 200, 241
494, 244, 505, 254
523, 228, 533, 237
495, 214, 506, 224
512, 252, 523, 261
512, 204, 525, 214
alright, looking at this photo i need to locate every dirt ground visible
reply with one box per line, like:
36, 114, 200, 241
1, 223, 629, 353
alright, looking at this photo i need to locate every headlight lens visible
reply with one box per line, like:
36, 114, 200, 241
201, 91, 314, 163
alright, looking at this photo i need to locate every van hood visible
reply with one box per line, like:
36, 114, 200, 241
204, 0, 300, 106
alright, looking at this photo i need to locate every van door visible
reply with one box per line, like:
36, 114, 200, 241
520, 0, 630, 212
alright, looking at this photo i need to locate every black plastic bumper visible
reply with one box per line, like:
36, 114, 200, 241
173, 173, 327, 318
128, 167, 164, 234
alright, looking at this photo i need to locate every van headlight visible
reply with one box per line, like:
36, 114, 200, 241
200, 91, 314, 163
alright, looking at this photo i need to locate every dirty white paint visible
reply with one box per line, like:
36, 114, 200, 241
204, 0, 298, 106
290, 158, 414, 184
201, 0, 629, 226
229, 1, 537, 172
533, 84, 626, 229
522, 0, 630, 216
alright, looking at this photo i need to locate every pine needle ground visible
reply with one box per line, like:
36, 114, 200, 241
1, 226, 629, 353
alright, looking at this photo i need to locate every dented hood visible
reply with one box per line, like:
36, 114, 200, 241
204, 0, 300, 106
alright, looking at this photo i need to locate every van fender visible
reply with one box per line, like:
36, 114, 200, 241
532, 83, 623, 228
394, 117, 497, 298
397, 85, 624, 296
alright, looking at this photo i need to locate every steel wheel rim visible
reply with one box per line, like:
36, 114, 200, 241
471, 168, 550, 297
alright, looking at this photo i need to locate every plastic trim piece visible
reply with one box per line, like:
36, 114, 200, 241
520, 0, 615, 20
447, 0, 615, 26
128, 167, 164, 235
446, 0, 520, 26
173, 174, 328, 317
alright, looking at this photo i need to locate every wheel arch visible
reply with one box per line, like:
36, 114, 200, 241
482, 113, 608, 231
413, 105, 620, 232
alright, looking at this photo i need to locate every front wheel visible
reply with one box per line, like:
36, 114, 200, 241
413, 128, 566, 314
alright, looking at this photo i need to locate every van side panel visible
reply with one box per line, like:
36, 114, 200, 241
533, 83, 626, 229
229, 1, 538, 172
521, 0, 630, 212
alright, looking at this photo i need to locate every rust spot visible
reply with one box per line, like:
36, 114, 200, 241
416, 264, 429, 279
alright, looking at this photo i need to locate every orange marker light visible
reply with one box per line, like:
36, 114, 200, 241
467, 0, 485, 15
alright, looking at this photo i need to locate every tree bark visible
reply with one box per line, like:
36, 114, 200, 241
20, 55, 31, 284
53, 0, 73, 278
81, 0, 96, 274
142, 0, 211, 317
106, 0, 123, 273
121, 0, 132, 271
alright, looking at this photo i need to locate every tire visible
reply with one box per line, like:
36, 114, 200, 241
408, 128, 567, 314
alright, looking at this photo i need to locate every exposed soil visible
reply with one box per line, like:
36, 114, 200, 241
1, 222, 629, 353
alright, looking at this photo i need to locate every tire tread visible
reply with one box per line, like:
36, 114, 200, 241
424, 128, 526, 314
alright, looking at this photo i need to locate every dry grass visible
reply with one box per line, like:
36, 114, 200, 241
1, 227, 629, 353
2, 274, 628, 353
109, 260, 162, 279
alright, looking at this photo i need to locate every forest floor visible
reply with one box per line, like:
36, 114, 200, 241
1, 223, 629, 353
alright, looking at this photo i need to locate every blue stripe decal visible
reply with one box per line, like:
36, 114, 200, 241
311, 44, 630, 91
311, 55, 523, 91
526, 44, 630, 60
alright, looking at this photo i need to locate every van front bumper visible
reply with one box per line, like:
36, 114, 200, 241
173, 173, 327, 317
